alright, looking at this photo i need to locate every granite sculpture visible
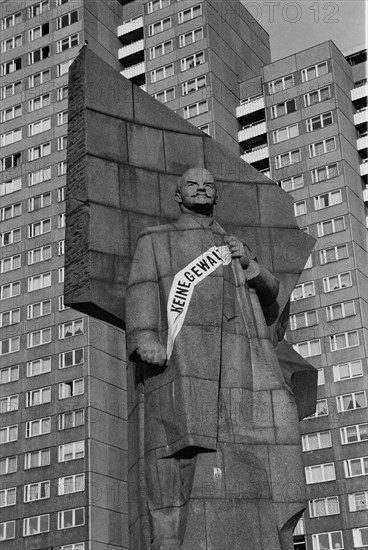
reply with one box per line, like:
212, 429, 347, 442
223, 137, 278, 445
64, 48, 317, 550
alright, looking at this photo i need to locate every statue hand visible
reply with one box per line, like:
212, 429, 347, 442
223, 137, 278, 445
227, 235, 249, 268
136, 342, 167, 366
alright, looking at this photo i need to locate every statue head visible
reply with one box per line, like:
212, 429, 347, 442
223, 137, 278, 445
175, 167, 217, 216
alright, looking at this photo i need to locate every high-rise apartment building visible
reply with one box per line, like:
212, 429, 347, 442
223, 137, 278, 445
237, 42, 368, 550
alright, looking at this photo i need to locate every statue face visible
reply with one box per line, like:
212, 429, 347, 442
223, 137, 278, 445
175, 168, 217, 213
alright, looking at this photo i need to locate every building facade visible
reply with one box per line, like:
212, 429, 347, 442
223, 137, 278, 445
237, 42, 368, 550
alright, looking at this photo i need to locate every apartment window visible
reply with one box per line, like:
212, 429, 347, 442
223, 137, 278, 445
147, 0, 170, 12
28, 300, 52, 320
57, 86, 69, 101
333, 360, 363, 382
28, 218, 51, 238
312, 532, 343, 550
0, 425, 18, 444
28, 272, 52, 292
24, 481, 50, 502
1, 35, 22, 53
353, 527, 368, 548
27, 357, 51, 377
29, 117, 51, 137
152, 87, 175, 104
344, 456, 368, 478
1, 152, 22, 172
59, 409, 85, 430
1, 12, 21, 30
58, 111, 68, 126
182, 75, 207, 95
317, 216, 345, 237
341, 423, 368, 445
1, 104, 22, 122
59, 294, 69, 310
58, 507, 85, 530
178, 4, 202, 23
312, 162, 338, 183
181, 51, 205, 71
273, 123, 298, 144
294, 200, 306, 216
302, 61, 328, 82
0, 254, 21, 274
326, 300, 355, 322
179, 27, 203, 48
28, 68, 50, 88
149, 17, 171, 36
320, 243, 348, 265
58, 544, 85, 550
57, 34, 79, 53
1, 128, 22, 148
59, 378, 84, 399
270, 99, 296, 118
184, 100, 208, 119
23, 513, 50, 536
337, 391, 366, 413
28, 245, 52, 266
268, 74, 294, 94
349, 492, 368, 512
317, 368, 325, 385
0, 202, 21, 221
57, 59, 73, 77
198, 124, 210, 135
302, 430, 331, 452
29, 22, 49, 41
58, 440, 85, 461
58, 239, 65, 254
151, 63, 174, 83
278, 174, 303, 192
1, 80, 21, 99
24, 448, 50, 469
28, 166, 52, 186
307, 399, 328, 418
29, 192, 52, 212
26, 417, 51, 438
58, 473, 85, 495
59, 320, 84, 340
0, 281, 21, 301
274, 149, 301, 169
304, 86, 331, 106
0, 228, 21, 248
289, 310, 318, 330
0, 366, 19, 385
58, 161, 67, 176
306, 463, 336, 484
29, 1, 49, 18
29, 142, 51, 161
56, 9, 79, 29
0, 520, 15, 541
27, 327, 52, 348
57, 136, 67, 151
293, 339, 321, 358
290, 281, 315, 301
0, 395, 19, 414
0, 487, 16, 507
0, 456, 17, 475
59, 348, 84, 369
59, 268, 65, 282
330, 330, 359, 351
149, 40, 173, 60
309, 137, 336, 157
26, 386, 51, 407
306, 111, 333, 132
1, 57, 22, 76
315, 189, 342, 211
0, 177, 21, 196
0, 337, 20, 356
29, 46, 50, 65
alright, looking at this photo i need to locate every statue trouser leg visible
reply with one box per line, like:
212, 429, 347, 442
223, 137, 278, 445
146, 452, 197, 549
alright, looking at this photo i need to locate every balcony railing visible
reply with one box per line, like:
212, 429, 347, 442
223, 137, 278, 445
238, 121, 267, 143
121, 61, 146, 80
351, 84, 368, 102
118, 16, 143, 37
118, 39, 144, 59
241, 145, 269, 164
363, 187, 368, 202
360, 162, 368, 176
357, 134, 368, 150
236, 96, 265, 119
354, 108, 368, 126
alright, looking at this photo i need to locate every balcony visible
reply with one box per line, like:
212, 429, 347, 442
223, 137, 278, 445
351, 84, 368, 101
118, 16, 144, 44
237, 97, 265, 118
241, 145, 269, 167
360, 162, 368, 176
354, 109, 368, 126
238, 121, 267, 148
363, 187, 368, 203
121, 61, 146, 85
357, 135, 368, 159
119, 39, 144, 60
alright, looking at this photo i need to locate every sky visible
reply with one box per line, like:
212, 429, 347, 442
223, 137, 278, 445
243, 0, 368, 60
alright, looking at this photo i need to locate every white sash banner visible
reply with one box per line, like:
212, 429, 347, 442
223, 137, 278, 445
166, 245, 232, 359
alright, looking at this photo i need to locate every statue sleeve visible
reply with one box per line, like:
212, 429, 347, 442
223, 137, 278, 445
125, 231, 162, 361
244, 260, 279, 307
